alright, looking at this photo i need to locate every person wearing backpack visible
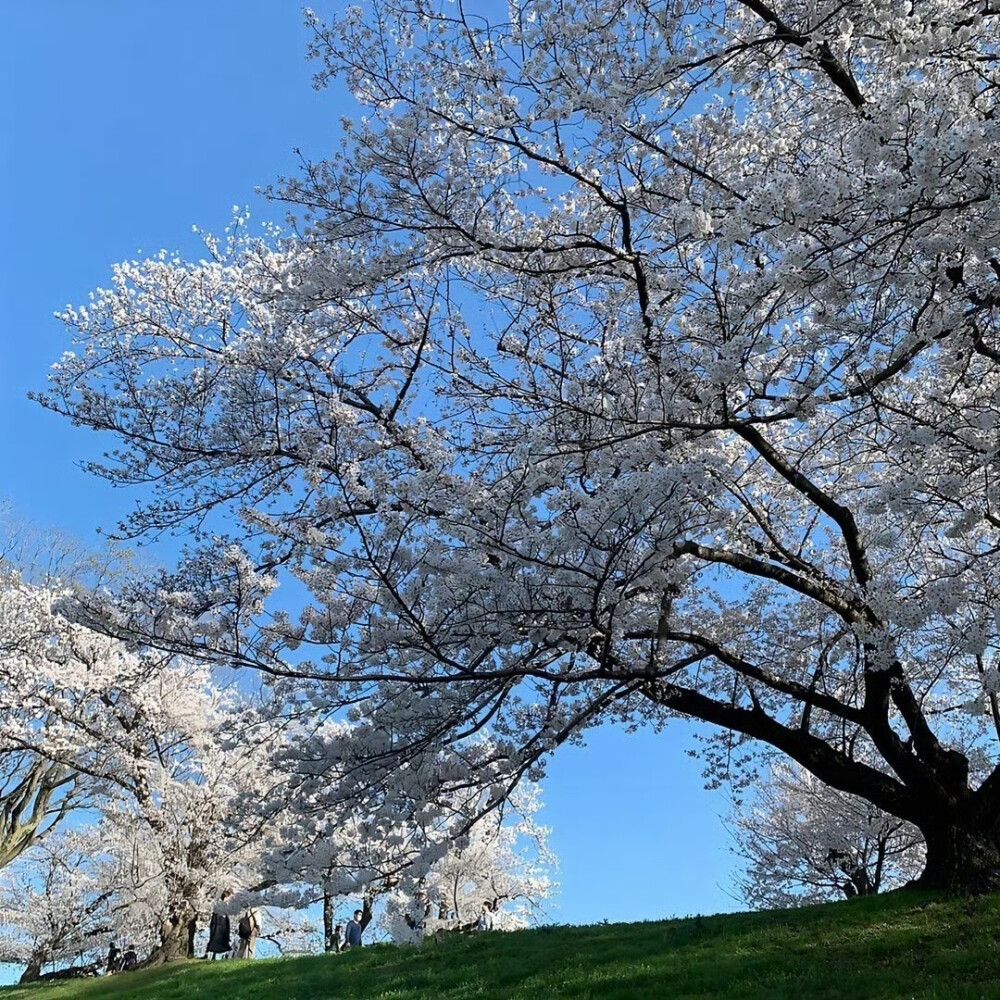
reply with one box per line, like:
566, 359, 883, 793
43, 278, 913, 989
236, 906, 261, 959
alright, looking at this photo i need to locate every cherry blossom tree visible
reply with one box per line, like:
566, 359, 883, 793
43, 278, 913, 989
253, 717, 554, 946
37, 0, 1000, 891
0, 827, 115, 982
0, 502, 133, 591
0, 575, 98, 870
0, 572, 273, 964
0, 796, 306, 980
0, 522, 307, 966
92, 726, 258, 966
65, 665, 288, 967
382, 785, 555, 943
0, 517, 142, 872
3, 671, 285, 968
728, 760, 924, 909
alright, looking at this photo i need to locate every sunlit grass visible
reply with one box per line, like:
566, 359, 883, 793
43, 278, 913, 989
4, 892, 1000, 999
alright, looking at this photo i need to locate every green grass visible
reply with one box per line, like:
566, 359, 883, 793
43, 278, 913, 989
7, 892, 1000, 999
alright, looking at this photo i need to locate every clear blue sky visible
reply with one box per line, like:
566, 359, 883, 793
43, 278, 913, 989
0, 1, 739, 931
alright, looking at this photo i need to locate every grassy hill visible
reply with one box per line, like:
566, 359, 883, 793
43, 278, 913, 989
5, 891, 1000, 1000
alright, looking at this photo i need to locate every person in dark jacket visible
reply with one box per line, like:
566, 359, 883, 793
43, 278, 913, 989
206, 891, 233, 959
105, 941, 121, 975
344, 909, 365, 948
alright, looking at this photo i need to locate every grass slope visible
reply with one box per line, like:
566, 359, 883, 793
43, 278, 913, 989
5, 892, 1000, 1000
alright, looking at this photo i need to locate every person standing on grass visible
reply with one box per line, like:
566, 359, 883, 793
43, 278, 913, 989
236, 906, 262, 959
404, 888, 433, 943
344, 909, 365, 948
105, 941, 121, 975
206, 890, 233, 960
475, 900, 495, 932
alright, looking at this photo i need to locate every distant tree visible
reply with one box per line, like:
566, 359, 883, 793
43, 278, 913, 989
0, 571, 274, 965
0, 501, 133, 591
0, 827, 114, 982
383, 785, 555, 944
0, 796, 310, 980
38, 1, 1000, 891
729, 761, 924, 909
71, 666, 279, 967
0, 576, 94, 869
0, 513, 141, 872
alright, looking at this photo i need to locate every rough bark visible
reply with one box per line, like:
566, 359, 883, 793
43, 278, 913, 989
18, 954, 43, 984
915, 821, 1000, 893
323, 888, 335, 953
140, 902, 200, 967
360, 894, 374, 932
0, 758, 79, 870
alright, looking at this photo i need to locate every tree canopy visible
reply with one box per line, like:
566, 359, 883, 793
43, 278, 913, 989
37, 0, 1000, 890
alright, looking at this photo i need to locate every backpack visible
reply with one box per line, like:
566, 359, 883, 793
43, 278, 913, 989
237, 913, 254, 940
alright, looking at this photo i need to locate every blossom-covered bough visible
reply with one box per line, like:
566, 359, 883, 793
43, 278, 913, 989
0, 579, 83, 870
262, 718, 555, 941
37, 0, 1000, 892
0, 520, 136, 872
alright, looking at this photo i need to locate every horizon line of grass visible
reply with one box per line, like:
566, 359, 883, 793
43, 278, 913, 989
3, 890, 1000, 999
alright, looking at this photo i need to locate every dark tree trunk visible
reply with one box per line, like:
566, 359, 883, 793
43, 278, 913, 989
141, 904, 199, 967
913, 820, 1000, 893
323, 889, 335, 953
872, 837, 887, 895
842, 865, 873, 898
360, 894, 374, 932
18, 954, 43, 984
